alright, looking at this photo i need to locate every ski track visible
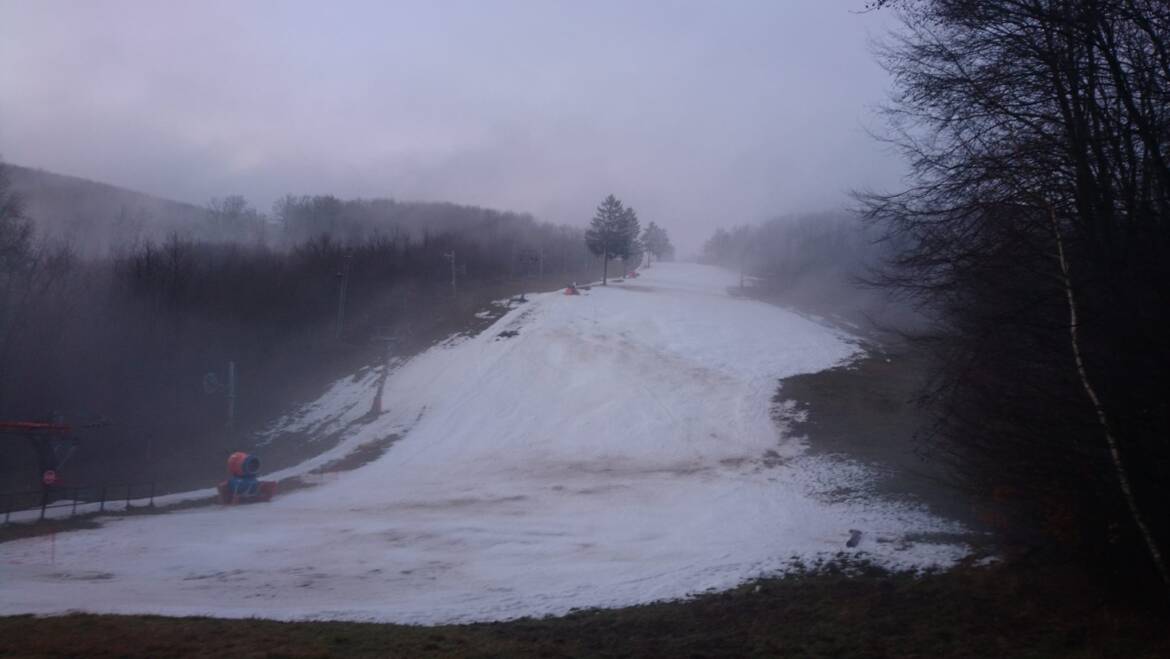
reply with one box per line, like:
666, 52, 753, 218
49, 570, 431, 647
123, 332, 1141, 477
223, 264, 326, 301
0, 263, 968, 624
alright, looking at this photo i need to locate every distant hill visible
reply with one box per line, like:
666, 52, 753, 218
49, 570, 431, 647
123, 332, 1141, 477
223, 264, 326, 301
6, 164, 210, 256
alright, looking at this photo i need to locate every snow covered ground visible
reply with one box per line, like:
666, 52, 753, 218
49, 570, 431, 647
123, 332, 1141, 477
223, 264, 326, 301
0, 263, 968, 623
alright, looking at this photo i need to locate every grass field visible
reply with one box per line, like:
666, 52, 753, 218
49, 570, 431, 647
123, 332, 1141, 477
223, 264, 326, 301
2, 559, 1166, 658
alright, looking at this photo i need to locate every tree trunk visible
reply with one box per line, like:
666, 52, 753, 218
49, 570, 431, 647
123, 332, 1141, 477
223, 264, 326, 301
1050, 205, 1170, 594
602, 254, 608, 285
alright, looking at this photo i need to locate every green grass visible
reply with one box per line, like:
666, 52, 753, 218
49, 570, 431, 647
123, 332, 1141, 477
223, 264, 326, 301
2, 560, 1166, 658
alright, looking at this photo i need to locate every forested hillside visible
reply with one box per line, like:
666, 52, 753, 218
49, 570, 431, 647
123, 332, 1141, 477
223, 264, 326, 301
0, 162, 598, 491
5, 165, 209, 256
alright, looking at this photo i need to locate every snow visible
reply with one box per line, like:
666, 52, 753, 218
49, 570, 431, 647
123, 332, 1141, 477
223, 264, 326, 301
257, 362, 396, 444
0, 263, 967, 623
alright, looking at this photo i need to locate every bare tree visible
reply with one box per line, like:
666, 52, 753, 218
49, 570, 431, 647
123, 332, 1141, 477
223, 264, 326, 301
864, 0, 1170, 589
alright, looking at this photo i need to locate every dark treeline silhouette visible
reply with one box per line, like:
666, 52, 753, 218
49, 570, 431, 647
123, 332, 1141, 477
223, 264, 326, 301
0, 163, 598, 491
865, 0, 1170, 591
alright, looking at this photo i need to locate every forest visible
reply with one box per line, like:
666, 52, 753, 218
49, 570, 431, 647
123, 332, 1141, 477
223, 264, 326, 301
0, 164, 606, 491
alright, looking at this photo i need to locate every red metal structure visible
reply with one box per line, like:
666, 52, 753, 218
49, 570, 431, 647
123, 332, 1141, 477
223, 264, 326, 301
0, 421, 79, 488
0, 420, 163, 524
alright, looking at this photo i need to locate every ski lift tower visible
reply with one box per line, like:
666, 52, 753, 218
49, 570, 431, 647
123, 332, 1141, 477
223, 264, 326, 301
0, 421, 80, 489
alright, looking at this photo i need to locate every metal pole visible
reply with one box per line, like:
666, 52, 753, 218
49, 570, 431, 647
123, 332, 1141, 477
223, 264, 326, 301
147, 432, 155, 493
336, 252, 352, 339
444, 251, 457, 298
226, 361, 236, 431
71, 488, 78, 516
99, 485, 106, 512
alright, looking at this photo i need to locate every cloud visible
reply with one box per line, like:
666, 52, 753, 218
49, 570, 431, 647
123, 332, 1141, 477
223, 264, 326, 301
0, 0, 905, 253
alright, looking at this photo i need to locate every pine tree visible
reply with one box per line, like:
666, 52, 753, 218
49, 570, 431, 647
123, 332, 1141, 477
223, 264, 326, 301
585, 194, 639, 285
619, 205, 641, 273
626, 236, 645, 272
640, 222, 673, 265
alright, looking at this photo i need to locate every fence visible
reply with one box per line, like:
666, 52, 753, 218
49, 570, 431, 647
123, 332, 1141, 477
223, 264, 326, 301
2, 482, 156, 524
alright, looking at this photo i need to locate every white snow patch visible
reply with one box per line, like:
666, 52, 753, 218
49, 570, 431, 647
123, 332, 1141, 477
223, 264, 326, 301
257, 365, 389, 444
0, 263, 968, 624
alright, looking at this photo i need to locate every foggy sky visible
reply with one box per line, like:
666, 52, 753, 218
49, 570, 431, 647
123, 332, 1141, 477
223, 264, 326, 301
0, 1, 903, 254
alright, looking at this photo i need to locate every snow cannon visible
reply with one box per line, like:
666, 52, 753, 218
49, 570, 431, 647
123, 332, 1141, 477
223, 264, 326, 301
228, 451, 260, 477
217, 451, 277, 505
564, 283, 580, 295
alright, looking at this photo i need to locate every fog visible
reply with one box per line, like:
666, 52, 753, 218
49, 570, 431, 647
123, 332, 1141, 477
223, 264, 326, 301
0, 0, 902, 254
6, 1, 1170, 648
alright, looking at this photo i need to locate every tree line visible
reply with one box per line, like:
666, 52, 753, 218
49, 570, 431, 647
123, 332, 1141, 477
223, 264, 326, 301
0, 164, 607, 491
864, 0, 1170, 592
700, 211, 887, 285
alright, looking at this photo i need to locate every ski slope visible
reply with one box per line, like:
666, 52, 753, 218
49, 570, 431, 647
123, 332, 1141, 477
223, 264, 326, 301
0, 263, 967, 623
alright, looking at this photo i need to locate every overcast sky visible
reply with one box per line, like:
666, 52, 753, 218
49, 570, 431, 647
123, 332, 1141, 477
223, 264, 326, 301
0, 1, 903, 253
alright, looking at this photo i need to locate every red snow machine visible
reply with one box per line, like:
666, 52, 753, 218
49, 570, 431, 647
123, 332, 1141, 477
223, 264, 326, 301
564, 282, 581, 295
217, 451, 277, 504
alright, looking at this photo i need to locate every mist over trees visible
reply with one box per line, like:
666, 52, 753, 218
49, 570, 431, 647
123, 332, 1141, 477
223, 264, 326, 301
697, 211, 903, 324
206, 195, 268, 245
701, 212, 884, 281
0, 161, 601, 491
0, 164, 33, 277
5, 165, 210, 256
640, 222, 674, 264
866, 0, 1170, 589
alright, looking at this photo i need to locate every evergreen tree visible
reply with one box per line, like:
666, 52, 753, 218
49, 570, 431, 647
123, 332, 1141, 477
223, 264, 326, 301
626, 236, 645, 273
620, 205, 641, 273
585, 194, 639, 285
641, 221, 674, 265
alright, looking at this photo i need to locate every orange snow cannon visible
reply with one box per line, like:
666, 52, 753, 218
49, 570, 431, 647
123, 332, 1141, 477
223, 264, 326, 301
217, 451, 277, 504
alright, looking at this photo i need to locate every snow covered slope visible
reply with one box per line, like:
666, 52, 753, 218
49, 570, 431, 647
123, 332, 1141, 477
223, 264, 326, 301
0, 263, 966, 623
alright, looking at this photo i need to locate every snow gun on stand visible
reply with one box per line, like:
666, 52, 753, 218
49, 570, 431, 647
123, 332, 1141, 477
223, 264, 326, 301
217, 451, 277, 505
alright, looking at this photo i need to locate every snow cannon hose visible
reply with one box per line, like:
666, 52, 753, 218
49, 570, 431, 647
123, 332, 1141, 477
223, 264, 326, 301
227, 451, 261, 477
